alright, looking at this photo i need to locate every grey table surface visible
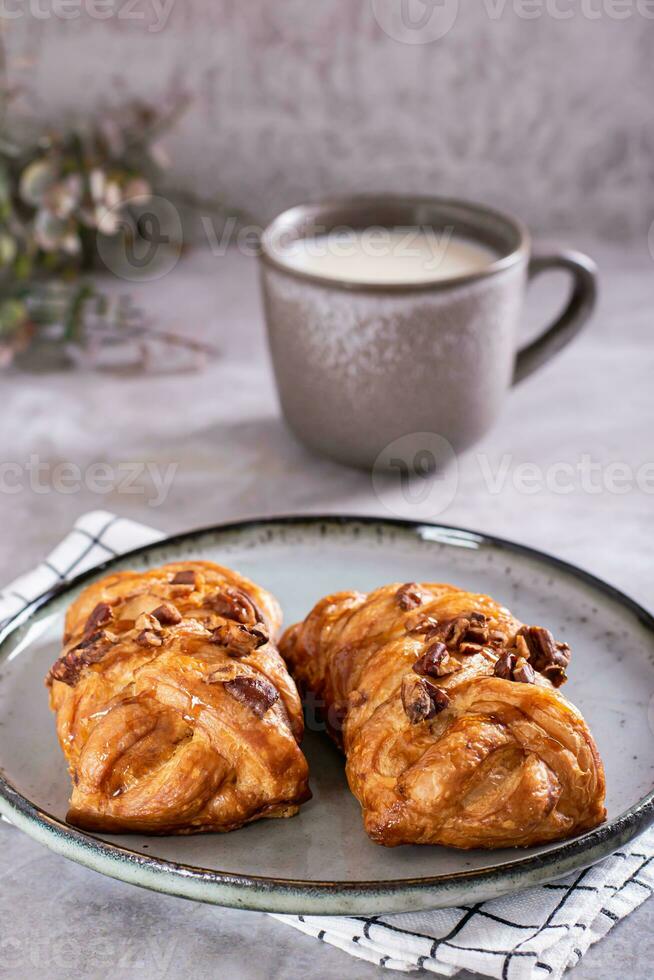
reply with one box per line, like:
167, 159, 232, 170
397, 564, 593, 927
1, 237, 653, 979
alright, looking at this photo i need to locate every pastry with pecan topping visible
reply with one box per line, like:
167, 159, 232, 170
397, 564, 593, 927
47, 561, 310, 834
281, 582, 605, 849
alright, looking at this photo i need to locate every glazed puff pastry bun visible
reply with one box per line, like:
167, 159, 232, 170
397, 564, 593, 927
281, 582, 606, 849
47, 562, 310, 834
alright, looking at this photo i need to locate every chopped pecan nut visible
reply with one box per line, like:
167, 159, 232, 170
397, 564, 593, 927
136, 629, 164, 648
494, 650, 536, 684
429, 685, 451, 714
84, 601, 113, 634
517, 625, 557, 668
207, 663, 238, 683
151, 602, 182, 626
401, 674, 450, 724
516, 626, 570, 685
75, 630, 107, 651
458, 642, 484, 656
450, 618, 476, 647
401, 675, 432, 723
134, 612, 159, 632
487, 629, 508, 647
438, 619, 459, 643
540, 661, 568, 688
515, 634, 531, 660
210, 621, 267, 656
494, 651, 517, 679
413, 642, 461, 677
223, 675, 279, 717
396, 583, 424, 611
48, 630, 113, 686
513, 656, 536, 685
170, 570, 197, 587
405, 615, 439, 636
210, 587, 264, 626
461, 623, 489, 645
432, 612, 491, 650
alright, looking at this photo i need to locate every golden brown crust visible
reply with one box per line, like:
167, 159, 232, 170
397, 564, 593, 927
281, 582, 606, 849
48, 561, 310, 834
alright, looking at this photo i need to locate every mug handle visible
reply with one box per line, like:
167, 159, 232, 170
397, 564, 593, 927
513, 249, 598, 384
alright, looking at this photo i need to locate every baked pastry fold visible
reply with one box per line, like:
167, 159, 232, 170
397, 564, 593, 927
47, 561, 310, 834
281, 582, 606, 849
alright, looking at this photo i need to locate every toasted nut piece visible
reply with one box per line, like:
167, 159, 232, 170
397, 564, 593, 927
170, 570, 197, 587
541, 662, 568, 688
210, 621, 268, 656
48, 630, 114, 686
151, 602, 182, 626
445, 618, 472, 648
134, 612, 159, 632
210, 587, 264, 626
396, 583, 424, 611
223, 675, 279, 717
84, 601, 113, 634
494, 651, 517, 680
515, 634, 531, 659
401, 674, 450, 724
516, 625, 571, 685
494, 651, 536, 684
513, 656, 536, 684
429, 685, 451, 714
458, 642, 484, 656
136, 629, 164, 648
413, 642, 462, 678
405, 614, 439, 636
461, 624, 489, 645
401, 674, 434, 723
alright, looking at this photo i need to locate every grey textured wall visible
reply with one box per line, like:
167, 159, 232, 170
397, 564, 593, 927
5, 0, 654, 237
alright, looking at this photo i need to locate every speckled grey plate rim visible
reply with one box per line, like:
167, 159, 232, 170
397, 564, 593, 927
1, 514, 653, 916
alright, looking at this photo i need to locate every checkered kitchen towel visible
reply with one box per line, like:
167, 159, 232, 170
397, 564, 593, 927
1, 511, 653, 979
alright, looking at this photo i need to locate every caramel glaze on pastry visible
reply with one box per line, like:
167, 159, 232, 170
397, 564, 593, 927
281, 583, 606, 849
47, 562, 310, 834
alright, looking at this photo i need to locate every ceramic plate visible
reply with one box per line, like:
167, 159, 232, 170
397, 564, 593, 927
1, 516, 653, 915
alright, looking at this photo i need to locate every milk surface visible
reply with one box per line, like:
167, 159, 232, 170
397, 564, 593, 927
281, 228, 496, 284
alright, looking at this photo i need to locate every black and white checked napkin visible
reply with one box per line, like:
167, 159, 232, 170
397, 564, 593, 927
1, 510, 652, 979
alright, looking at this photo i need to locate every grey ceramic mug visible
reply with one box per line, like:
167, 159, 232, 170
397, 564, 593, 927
259, 195, 597, 470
